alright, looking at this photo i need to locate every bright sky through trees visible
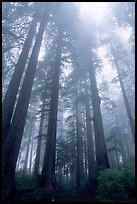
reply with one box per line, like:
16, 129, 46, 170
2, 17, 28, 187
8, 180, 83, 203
38, 2, 133, 104
78, 2, 109, 22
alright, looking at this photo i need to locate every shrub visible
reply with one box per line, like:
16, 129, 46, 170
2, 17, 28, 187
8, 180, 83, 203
97, 169, 135, 202
121, 171, 135, 199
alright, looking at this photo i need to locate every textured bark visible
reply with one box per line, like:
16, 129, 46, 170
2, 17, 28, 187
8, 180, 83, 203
41, 32, 62, 188
2, 12, 48, 193
89, 67, 110, 168
2, 17, 37, 144
110, 42, 135, 142
84, 94, 96, 180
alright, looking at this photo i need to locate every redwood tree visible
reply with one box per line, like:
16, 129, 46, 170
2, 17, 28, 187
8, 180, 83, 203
41, 30, 63, 188
88, 63, 110, 168
2, 8, 49, 194
110, 41, 135, 142
83, 93, 96, 180
2, 16, 38, 144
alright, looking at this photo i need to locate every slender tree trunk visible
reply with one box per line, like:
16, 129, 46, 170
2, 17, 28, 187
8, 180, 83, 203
34, 103, 45, 177
41, 32, 62, 188
84, 94, 96, 180
2, 17, 37, 144
29, 130, 34, 173
34, 78, 48, 177
110, 42, 135, 142
23, 123, 33, 174
88, 66, 109, 169
112, 130, 120, 171
83, 125, 88, 176
112, 104, 129, 170
2, 11, 48, 194
75, 85, 84, 188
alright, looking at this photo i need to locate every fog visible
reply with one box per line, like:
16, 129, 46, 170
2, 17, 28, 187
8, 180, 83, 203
2, 2, 135, 202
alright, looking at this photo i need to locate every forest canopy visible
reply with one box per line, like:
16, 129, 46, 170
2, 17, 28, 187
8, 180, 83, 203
2, 2, 135, 202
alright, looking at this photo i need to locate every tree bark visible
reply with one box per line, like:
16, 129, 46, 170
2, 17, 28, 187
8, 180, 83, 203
75, 85, 84, 188
83, 124, 88, 176
41, 31, 62, 188
2, 11, 48, 194
2, 17, 37, 144
84, 94, 96, 180
88, 66, 110, 169
29, 128, 34, 173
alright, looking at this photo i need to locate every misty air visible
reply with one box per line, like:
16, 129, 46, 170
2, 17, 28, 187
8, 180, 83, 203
2, 2, 135, 202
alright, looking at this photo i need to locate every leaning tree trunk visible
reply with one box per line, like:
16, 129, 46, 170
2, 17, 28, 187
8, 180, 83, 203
84, 94, 96, 180
41, 31, 62, 189
75, 85, 84, 188
88, 66, 110, 169
2, 11, 48, 195
2, 17, 37, 144
110, 42, 135, 142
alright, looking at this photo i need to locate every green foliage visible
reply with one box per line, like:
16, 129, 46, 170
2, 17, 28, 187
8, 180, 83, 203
15, 171, 35, 188
121, 171, 135, 199
97, 169, 135, 202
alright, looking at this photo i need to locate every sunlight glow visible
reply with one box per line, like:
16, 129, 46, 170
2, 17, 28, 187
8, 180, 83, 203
97, 46, 117, 82
78, 2, 109, 22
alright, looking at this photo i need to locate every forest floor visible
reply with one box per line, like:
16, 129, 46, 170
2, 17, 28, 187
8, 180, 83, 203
9, 188, 101, 203
54, 191, 101, 202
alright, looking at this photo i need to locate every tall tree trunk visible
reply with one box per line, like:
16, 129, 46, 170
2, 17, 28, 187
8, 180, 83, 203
23, 123, 33, 174
2, 11, 48, 194
34, 78, 48, 177
83, 124, 88, 176
110, 42, 135, 142
113, 129, 120, 171
75, 85, 84, 188
41, 32, 62, 188
112, 103, 129, 170
29, 128, 34, 173
2, 17, 37, 144
84, 94, 96, 180
88, 66, 110, 169
34, 103, 45, 177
